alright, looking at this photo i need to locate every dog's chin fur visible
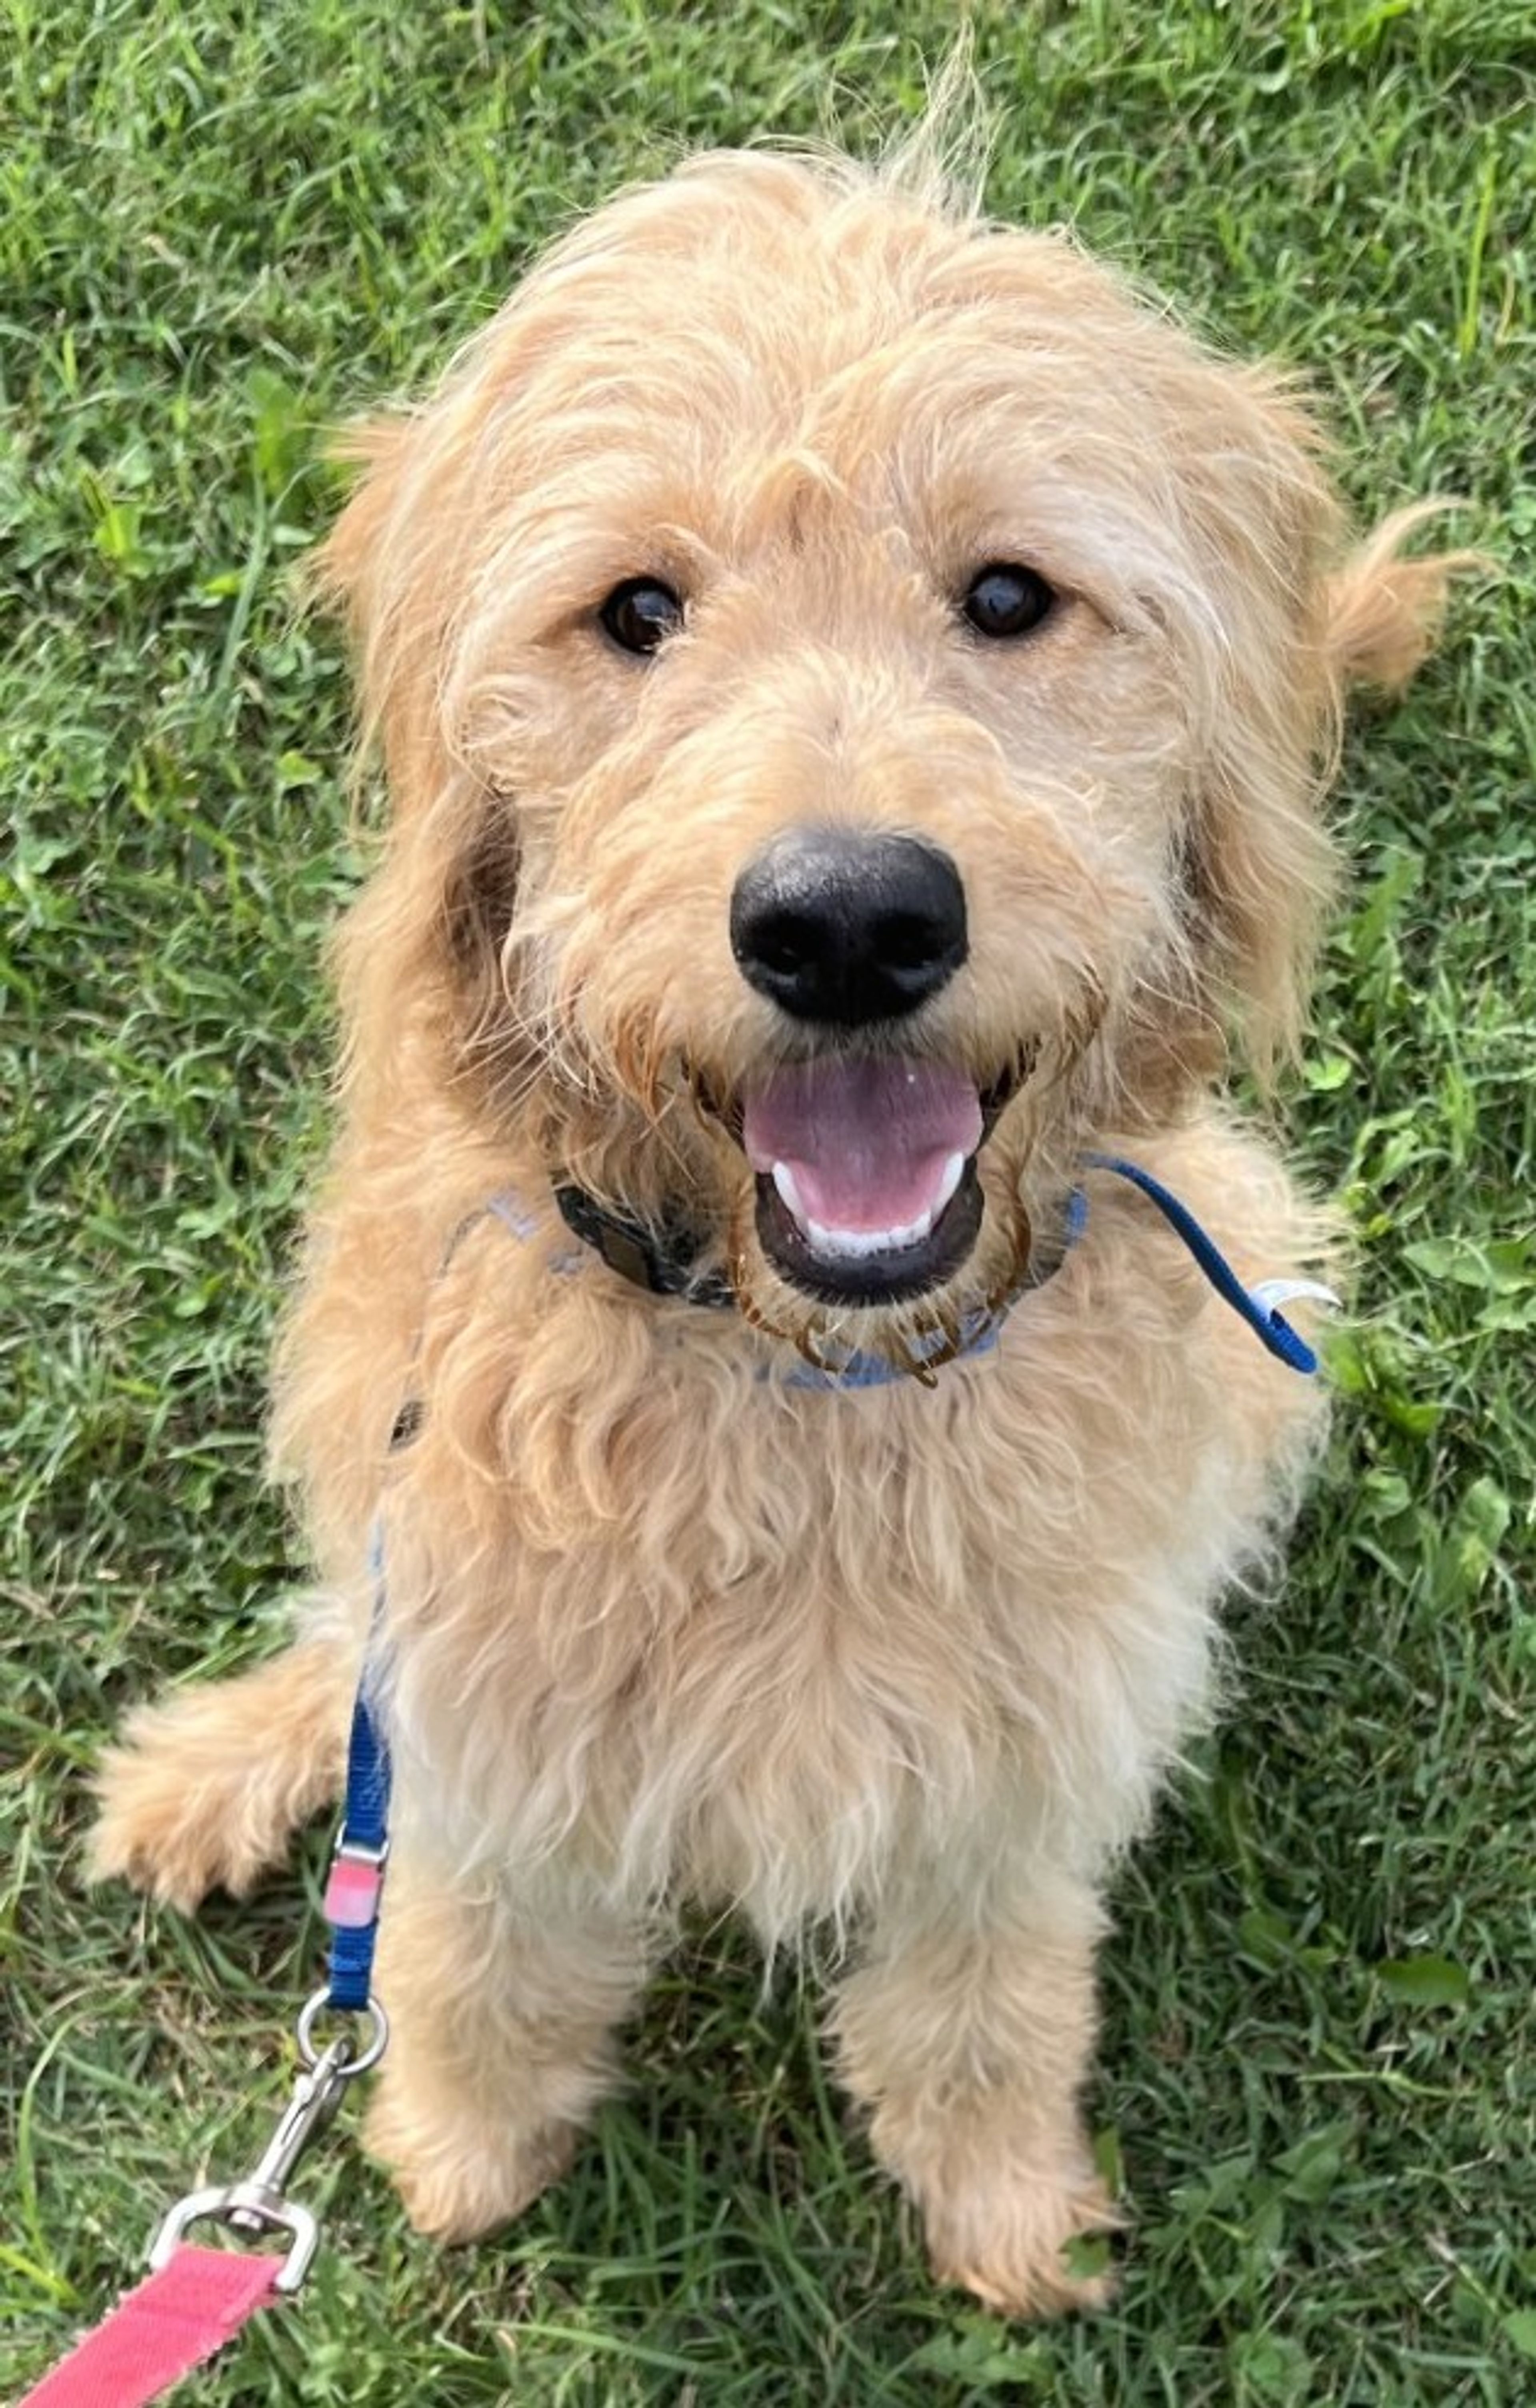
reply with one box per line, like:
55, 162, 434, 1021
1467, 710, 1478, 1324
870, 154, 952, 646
88, 119, 1469, 2317
504, 1026, 1090, 1377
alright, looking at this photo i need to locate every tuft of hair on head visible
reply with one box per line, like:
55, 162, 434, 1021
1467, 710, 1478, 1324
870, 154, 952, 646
1324, 499, 1489, 693
876, 33, 995, 222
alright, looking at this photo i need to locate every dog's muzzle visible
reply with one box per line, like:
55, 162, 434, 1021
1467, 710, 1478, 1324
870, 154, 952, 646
724, 827, 996, 1305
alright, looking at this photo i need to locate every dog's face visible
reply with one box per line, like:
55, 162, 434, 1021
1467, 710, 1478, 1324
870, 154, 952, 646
325, 152, 1344, 1364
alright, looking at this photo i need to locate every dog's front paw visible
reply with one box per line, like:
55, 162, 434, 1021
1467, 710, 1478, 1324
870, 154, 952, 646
87, 1649, 347, 1910
924, 2162, 1122, 2320
88, 1713, 279, 1912
364, 2077, 576, 2244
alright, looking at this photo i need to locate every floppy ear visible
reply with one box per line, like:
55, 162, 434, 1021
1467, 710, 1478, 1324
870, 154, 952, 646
314, 412, 461, 822
1321, 499, 1476, 691
313, 396, 527, 1095
1174, 374, 1472, 1078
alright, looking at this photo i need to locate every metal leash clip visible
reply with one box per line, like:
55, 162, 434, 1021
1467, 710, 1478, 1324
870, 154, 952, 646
147, 1990, 389, 2295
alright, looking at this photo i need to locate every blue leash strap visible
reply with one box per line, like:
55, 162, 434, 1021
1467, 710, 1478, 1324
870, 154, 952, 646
322, 1523, 393, 2012
1083, 1153, 1334, 1375
135, 1535, 395, 2314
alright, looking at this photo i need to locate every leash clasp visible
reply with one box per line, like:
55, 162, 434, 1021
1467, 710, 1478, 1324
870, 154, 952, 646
147, 1996, 388, 2295
150, 2181, 322, 2298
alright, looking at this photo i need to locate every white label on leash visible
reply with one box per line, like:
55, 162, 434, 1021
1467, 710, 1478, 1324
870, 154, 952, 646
1250, 1279, 1342, 1314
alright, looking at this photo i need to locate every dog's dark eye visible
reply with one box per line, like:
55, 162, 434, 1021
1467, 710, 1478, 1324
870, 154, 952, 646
962, 563, 1055, 640
599, 577, 684, 657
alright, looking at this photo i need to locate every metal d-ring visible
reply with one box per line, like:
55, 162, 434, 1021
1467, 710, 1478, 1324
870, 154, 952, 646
295, 1985, 390, 2077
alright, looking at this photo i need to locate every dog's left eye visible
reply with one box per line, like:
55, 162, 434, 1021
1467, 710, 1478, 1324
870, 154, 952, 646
961, 563, 1055, 640
599, 577, 685, 657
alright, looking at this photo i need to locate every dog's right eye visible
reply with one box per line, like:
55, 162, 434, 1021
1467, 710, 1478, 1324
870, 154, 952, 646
961, 563, 1055, 640
598, 578, 684, 657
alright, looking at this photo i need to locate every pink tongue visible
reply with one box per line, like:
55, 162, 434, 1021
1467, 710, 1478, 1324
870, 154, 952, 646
742, 1059, 982, 1233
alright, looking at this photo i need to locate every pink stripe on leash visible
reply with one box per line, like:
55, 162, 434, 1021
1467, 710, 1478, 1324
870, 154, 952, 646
18, 2244, 279, 2407
323, 1856, 382, 1930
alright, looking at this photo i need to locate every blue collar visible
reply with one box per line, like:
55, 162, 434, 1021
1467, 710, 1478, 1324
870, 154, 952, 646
523, 1157, 1332, 1389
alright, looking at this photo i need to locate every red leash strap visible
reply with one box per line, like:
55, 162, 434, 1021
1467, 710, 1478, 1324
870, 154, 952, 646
26, 1624, 395, 2402
17, 2245, 280, 2408
18, 2002, 389, 2408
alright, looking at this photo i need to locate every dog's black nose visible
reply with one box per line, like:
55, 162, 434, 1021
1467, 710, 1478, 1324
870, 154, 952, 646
730, 828, 968, 1025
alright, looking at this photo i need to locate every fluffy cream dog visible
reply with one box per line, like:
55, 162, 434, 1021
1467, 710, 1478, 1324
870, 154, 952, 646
90, 128, 1458, 2316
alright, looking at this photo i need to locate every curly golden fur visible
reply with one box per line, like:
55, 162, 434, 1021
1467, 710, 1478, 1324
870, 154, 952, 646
90, 131, 1464, 2316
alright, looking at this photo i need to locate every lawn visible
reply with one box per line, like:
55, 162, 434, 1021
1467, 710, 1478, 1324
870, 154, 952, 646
3, 3, 1532, 2402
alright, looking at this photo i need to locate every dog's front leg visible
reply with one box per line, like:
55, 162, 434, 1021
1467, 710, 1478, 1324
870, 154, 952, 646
364, 1852, 650, 2242
89, 1635, 354, 1910
830, 1862, 1119, 2318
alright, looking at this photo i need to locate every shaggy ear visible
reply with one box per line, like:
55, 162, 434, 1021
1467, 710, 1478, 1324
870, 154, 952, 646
1176, 382, 1474, 1079
312, 413, 455, 817
313, 404, 526, 1087
1322, 500, 1480, 691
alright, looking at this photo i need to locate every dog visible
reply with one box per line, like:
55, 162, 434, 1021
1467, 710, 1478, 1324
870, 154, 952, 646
89, 123, 1462, 2316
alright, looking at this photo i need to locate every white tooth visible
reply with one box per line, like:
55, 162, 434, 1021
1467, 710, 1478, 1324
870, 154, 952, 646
803, 1211, 937, 1261
775, 1158, 966, 1264
772, 1162, 805, 1224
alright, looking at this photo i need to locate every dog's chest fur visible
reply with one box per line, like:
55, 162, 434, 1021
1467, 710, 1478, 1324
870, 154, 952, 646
380, 1135, 1320, 1942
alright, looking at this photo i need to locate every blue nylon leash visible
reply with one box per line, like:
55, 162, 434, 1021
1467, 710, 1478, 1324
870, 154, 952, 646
1083, 1153, 1334, 1375
144, 1533, 393, 2302
321, 1527, 392, 2013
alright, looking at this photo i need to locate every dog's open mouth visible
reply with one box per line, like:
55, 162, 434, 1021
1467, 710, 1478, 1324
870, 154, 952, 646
740, 1057, 986, 1304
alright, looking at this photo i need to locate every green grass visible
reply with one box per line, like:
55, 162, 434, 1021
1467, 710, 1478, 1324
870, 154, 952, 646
4, 3, 1532, 2401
